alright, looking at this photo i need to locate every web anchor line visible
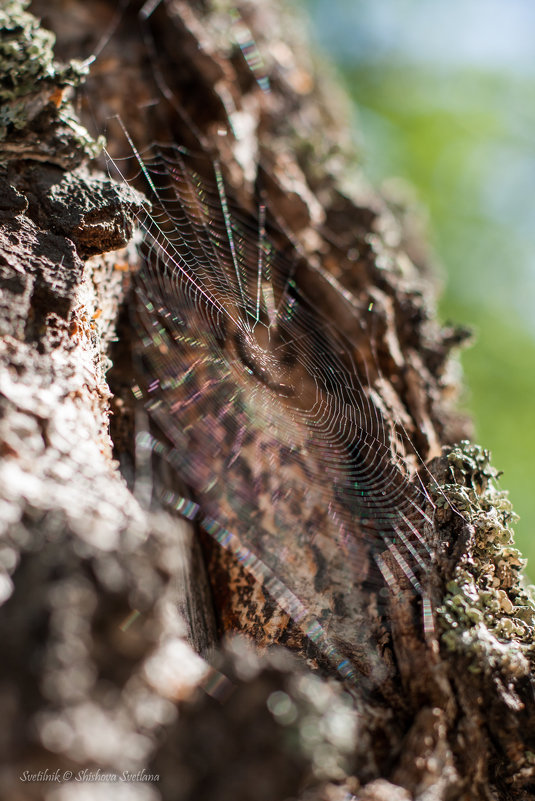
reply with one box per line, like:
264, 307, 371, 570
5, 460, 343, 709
112, 135, 443, 686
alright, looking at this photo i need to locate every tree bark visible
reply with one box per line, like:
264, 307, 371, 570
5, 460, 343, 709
0, 1, 534, 800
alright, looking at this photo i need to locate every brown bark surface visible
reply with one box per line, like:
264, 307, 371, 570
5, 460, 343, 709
0, 1, 534, 799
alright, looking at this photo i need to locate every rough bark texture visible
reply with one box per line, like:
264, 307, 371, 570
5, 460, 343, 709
0, 1, 534, 800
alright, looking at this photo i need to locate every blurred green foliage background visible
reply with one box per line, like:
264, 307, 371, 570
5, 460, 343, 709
305, 0, 535, 574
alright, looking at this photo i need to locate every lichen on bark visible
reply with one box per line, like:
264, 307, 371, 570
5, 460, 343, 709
436, 441, 535, 678
0, 0, 103, 164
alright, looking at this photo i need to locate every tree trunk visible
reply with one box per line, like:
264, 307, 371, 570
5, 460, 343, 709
1, 1, 534, 799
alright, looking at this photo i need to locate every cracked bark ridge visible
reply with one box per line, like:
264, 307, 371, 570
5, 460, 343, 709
0, 4, 219, 797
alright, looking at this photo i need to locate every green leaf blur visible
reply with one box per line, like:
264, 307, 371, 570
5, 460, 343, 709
305, 2, 535, 575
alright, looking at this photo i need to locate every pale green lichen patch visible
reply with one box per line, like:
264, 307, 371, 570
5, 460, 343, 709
0, 0, 57, 105
434, 441, 535, 678
0, 0, 101, 161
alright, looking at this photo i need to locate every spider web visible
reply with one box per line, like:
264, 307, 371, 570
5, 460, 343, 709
108, 132, 439, 686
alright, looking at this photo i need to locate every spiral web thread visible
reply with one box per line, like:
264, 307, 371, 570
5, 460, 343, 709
109, 136, 439, 685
